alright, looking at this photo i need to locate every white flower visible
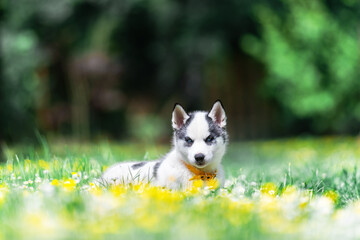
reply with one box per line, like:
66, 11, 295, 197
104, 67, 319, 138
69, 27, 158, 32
232, 184, 246, 196
72, 172, 82, 183
224, 179, 234, 188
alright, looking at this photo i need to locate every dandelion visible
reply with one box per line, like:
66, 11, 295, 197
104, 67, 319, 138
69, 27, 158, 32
110, 184, 126, 196
206, 179, 220, 190
324, 190, 339, 204
63, 179, 77, 191
192, 179, 203, 189
51, 179, 60, 186
282, 185, 297, 196
260, 182, 277, 197
89, 183, 102, 196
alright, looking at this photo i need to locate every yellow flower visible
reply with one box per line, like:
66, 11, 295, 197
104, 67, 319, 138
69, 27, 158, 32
110, 185, 126, 196
132, 183, 145, 192
186, 180, 204, 194
38, 160, 50, 170
206, 179, 220, 190
89, 183, 102, 196
260, 182, 277, 197
282, 185, 297, 196
324, 190, 338, 203
63, 179, 77, 191
192, 179, 203, 188
6, 165, 13, 173
51, 179, 60, 186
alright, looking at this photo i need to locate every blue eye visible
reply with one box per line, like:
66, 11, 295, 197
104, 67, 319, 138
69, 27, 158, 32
205, 136, 215, 143
185, 137, 193, 144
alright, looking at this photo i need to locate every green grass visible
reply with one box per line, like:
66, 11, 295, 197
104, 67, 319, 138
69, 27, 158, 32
1, 137, 360, 239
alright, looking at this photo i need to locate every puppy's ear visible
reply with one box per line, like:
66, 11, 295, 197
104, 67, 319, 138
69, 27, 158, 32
172, 104, 190, 130
208, 100, 226, 128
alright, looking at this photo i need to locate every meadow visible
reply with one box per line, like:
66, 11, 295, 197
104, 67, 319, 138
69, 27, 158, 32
1, 137, 360, 240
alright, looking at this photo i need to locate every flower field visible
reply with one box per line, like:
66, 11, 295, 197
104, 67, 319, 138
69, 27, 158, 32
1, 137, 360, 240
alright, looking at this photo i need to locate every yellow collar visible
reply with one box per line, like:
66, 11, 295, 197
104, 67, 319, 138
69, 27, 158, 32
182, 161, 217, 181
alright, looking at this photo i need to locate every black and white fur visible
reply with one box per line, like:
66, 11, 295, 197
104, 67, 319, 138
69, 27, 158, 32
101, 100, 228, 189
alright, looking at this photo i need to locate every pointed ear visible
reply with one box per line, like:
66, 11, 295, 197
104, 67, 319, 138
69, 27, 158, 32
208, 100, 226, 128
172, 104, 190, 130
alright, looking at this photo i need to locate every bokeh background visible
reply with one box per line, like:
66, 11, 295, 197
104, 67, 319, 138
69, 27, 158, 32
0, 0, 359, 145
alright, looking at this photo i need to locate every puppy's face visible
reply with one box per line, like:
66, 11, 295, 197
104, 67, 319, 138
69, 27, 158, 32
172, 101, 228, 169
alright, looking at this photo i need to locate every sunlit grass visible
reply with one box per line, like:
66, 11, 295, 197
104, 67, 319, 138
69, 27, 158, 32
1, 137, 360, 239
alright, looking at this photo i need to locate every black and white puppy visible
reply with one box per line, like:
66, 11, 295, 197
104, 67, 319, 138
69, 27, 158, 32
101, 100, 228, 189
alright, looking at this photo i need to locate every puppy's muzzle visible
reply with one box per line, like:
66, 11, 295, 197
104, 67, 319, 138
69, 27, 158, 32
194, 153, 205, 165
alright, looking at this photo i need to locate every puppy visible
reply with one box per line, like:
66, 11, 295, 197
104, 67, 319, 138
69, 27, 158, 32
101, 100, 228, 189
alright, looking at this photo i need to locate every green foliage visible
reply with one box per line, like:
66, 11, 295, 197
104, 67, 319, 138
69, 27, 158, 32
1, 0, 360, 140
1, 0, 71, 140
1, 29, 42, 140
242, 0, 360, 133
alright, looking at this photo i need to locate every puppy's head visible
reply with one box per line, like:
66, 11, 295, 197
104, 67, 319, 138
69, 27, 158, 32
172, 100, 228, 169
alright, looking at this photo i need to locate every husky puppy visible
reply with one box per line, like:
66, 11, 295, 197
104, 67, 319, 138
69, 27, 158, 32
101, 100, 228, 190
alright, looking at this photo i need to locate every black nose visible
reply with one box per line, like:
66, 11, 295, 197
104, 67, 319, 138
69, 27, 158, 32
194, 153, 205, 163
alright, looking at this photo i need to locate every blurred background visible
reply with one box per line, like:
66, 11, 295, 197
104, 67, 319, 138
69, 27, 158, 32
0, 0, 359, 145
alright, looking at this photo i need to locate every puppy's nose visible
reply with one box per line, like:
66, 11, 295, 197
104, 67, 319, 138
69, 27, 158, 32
194, 153, 205, 163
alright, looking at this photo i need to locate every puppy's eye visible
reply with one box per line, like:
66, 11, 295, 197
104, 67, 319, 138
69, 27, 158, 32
184, 137, 194, 144
205, 135, 215, 143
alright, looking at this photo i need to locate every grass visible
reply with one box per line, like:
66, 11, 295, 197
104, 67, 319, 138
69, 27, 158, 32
1, 137, 360, 239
